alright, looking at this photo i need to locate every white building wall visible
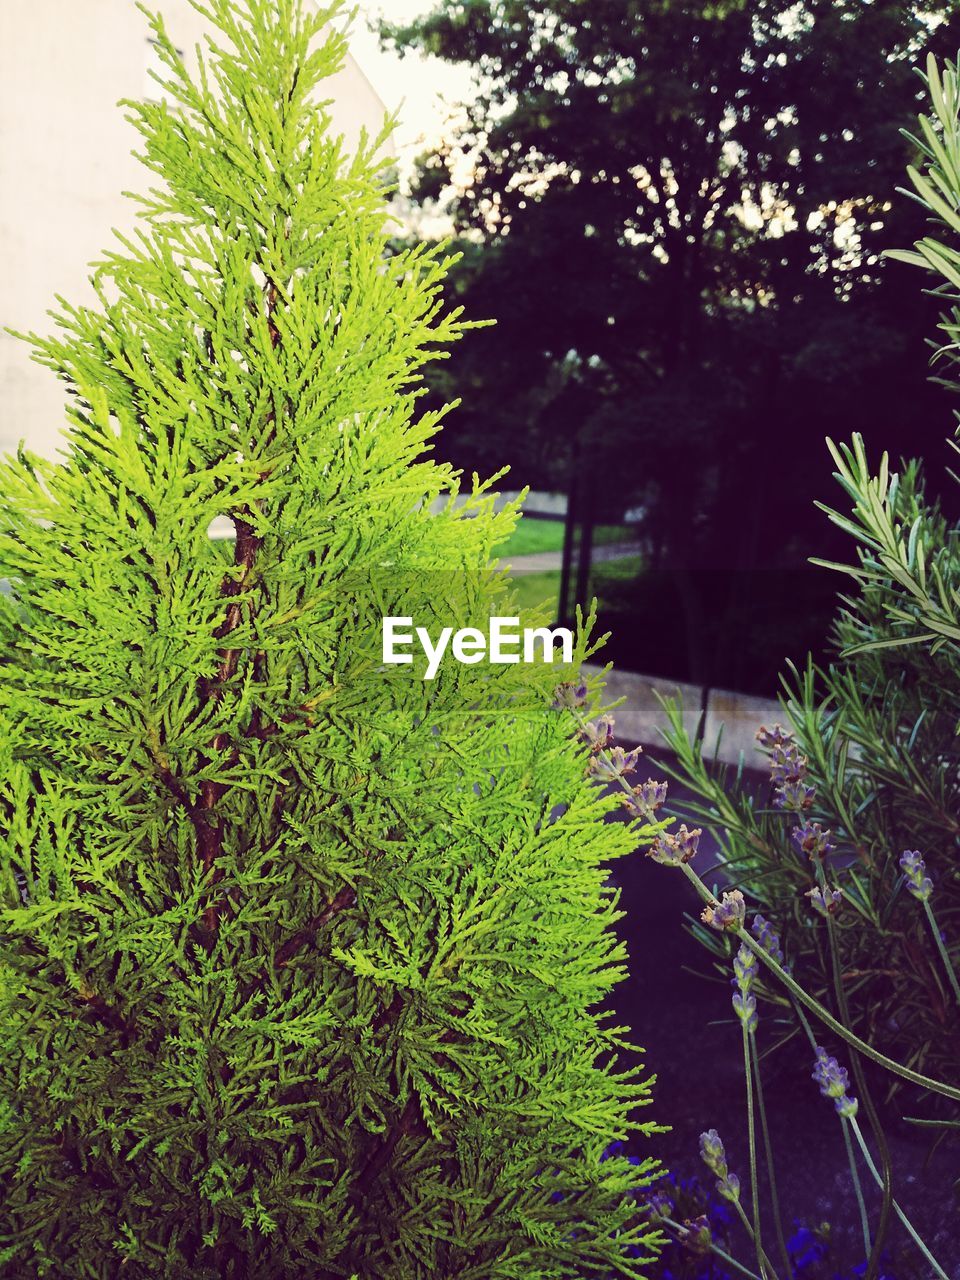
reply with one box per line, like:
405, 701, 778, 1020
0, 1, 390, 458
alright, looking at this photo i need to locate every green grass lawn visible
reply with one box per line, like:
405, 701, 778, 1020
504, 555, 645, 618
593, 554, 644, 585
507, 570, 562, 614
496, 517, 634, 559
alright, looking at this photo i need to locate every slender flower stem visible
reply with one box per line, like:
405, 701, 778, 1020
675, 861, 960, 1102
792, 999, 817, 1046
742, 1023, 767, 1278
791, 1002, 941, 1280
821, 903, 893, 1280
848, 1119, 951, 1280
842, 1117, 871, 1260
749, 1034, 791, 1278
662, 1217, 763, 1280
727, 1198, 780, 1280
922, 899, 960, 1010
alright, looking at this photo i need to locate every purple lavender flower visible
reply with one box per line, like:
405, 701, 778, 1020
646, 1189, 674, 1222
732, 990, 757, 1034
774, 777, 817, 812
699, 1128, 726, 1171
770, 740, 807, 785
731, 942, 759, 1032
806, 885, 843, 918
757, 723, 817, 811
587, 743, 642, 782
900, 849, 934, 903
552, 681, 587, 711
581, 714, 615, 752
679, 1214, 712, 1254
751, 914, 785, 967
701, 889, 746, 932
812, 1046, 858, 1119
787, 1224, 828, 1271
792, 822, 835, 861
699, 1129, 741, 1203
732, 942, 757, 990
644, 779, 669, 810
619, 778, 668, 821
647, 823, 701, 867
756, 723, 792, 751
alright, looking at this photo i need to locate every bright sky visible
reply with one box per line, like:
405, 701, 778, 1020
347, 2, 474, 179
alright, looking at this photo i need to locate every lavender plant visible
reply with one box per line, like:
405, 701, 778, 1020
649, 52, 960, 1109
556, 697, 956, 1280
605, 50, 960, 1280
664, 50, 960, 1091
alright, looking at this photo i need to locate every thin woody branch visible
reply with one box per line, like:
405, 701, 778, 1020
195, 264, 284, 937
349, 1006, 458, 1204
151, 754, 209, 849
77, 991, 135, 1046
275, 884, 357, 968
351, 1093, 426, 1201
197, 514, 264, 935
242, 883, 358, 1002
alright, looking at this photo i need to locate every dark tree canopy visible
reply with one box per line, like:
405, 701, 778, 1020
383, 0, 960, 689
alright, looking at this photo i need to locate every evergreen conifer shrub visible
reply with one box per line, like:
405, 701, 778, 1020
0, 2, 661, 1275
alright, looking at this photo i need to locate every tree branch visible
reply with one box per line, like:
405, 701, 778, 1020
241, 883, 358, 1002
275, 885, 357, 968
77, 990, 136, 1046
350, 1093, 427, 1203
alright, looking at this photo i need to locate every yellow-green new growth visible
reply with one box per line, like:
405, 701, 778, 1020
0, 2, 661, 1277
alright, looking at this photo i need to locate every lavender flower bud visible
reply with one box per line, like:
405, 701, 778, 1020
699, 1128, 727, 1175
900, 850, 934, 903
680, 1215, 712, 1254
731, 943, 759, 1032
619, 780, 667, 821
806, 885, 843, 918
587, 744, 642, 782
732, 942, 757, 992
646, 1189, 674, 1222
699, 1129, 741, 1202
647, 824, 701, 867
756, 723, 792, 751
732, 990, 758, 1033
751, 914, 785, 967
770, 740, 807, 785
757, 723, 819, 810
774, 777, 817, 812
619, 778, 668, 820
581, 714, 615, 751
792, 822, 835, 861
701, 889, 746, 932
812, 1046, 858, 1119
552, 681, 587, 711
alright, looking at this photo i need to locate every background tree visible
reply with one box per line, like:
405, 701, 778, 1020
383, 0, 959, 692
0, 1, 662, 1275
660, 46, 960, 1151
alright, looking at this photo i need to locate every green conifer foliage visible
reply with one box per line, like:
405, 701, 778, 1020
0, 3, 661, 1275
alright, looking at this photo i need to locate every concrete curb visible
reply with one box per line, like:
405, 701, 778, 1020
583, 662, 779, 769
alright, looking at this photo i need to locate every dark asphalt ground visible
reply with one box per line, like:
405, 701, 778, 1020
606, 748, 960, 1279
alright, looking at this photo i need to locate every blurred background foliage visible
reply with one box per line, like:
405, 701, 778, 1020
380, 0, 960, 694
